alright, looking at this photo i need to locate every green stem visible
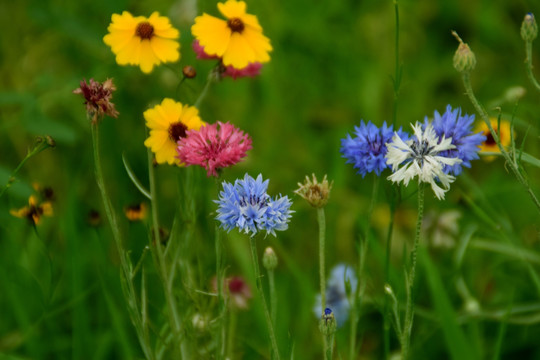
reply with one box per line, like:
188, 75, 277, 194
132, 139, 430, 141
401, 182, 425, 360
268, 268, 277, 328
391, 0, 401, 128
194, 68, 218, 108
91, 124, 154, 360
216, 224, 226, 360
226, 310, 237, 359
383, 192, 398, 360
525, 40, 540, 92
248, 236, 280, 360
461, 73, 540, 213
317, 207, 328, 358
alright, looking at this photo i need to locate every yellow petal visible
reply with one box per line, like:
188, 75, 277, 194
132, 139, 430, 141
150, 37, 180, 62
138, 40, 160, 73
104, 30, 136, 53
116, 36, 141, 65
239, 13, 262, 32
218, 0, 247, 18
41, 202, 53, 216
149, 12, 180, 39
144, 130, 169, 150
222, 32, 255, 68
241, 27, 272, 62
109, 12, 138, 30
192, 14, 231, 56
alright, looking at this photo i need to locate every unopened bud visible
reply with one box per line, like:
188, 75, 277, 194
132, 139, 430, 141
521, 13, 538, 42
294, 174, 333, 208
182, 65, 197, 79
262, 247, 278, 270
452, 31, 476, 73
319, 308, 337, 335
46, 135, 56, 148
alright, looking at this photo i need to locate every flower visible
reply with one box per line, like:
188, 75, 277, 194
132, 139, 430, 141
191, 0, 272, 69
192, 39, 263, 79
124, 203, 147, 221
212, 275, 252, 310
313, 264, 357, 327
73, 78, 118, 123
215, 174, 293, 237
144, 98, 205, 165
477, 118, 511, 161
294, 174, 333, 208
341, 121, 409, 177
385, 122, 462, 200
427, 105, 485, 175
177, 121, 252, 177
103, 11, 180, 73
10, 195, 53, 226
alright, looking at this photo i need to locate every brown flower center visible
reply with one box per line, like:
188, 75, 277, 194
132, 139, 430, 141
136, 22, 155, 40
227, 17, 245, 33
169, 122, 188, 142
484, 129, 497, 146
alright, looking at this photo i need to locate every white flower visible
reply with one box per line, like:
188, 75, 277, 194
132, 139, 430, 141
385, 122, 462, 200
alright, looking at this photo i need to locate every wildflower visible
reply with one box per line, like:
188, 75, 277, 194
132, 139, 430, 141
385, 122, 462, 200
319, 308, 337, 335
73, 78, 118, 123
521, 13, 538, 42
341, 121, 408, 177
124, 203, 147, 221
215, 174, 293, 237
452, 31, 476, 73
191, 0, 272, 69
313, 264, 357, 327
477, 118, 511, 161
10, 195, 53, 226
144, 98, 205, 165
103, 11, 180, 73
423, 210, 461, 249
427, 105, 485, 175
262, 247, 278, 270
177, 121, 252, 177
294, 174, 333, 208
87, 209, 102, 227
212, 275, 253, 310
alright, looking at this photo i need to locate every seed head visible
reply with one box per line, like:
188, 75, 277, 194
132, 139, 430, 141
73, 78, 119, 124
294, 174, 333, 208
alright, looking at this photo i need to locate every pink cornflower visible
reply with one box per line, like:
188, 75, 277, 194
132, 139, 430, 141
212, 275, 252, 310
192, 40, 263, 79
177, 121, 252, 177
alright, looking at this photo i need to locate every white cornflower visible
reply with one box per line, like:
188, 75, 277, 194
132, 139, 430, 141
385, 122, 462, 200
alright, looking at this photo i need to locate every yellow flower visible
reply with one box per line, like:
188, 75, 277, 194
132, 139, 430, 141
124, 203, 147, 221
10, 195, 53, 225
144, 98, 205, 165
103, 11, 180, 73
477, 118, 511, 161
191, 0, 272, 69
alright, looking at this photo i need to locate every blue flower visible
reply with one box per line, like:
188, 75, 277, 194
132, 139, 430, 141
425, 105, 486, 175
341, 121, 409, 177
215, 174, 293, 237
313, 264, 358, 327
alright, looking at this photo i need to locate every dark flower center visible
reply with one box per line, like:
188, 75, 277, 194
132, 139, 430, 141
169, 122, 188, 142
410, 139, 435, 158
484, 130, 497, 145
227, 17, 245, 33
136, 22, 155, 40
228, 278, 244, 293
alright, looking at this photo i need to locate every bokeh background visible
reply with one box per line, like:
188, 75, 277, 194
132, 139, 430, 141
1, 0, 540, 358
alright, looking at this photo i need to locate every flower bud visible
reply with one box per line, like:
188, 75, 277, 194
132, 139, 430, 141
262, 247, 278, 270
452, 31, 476, 73
182, 65, 197, 79
319, 308, 337, 335
521, 13, 538, 42
294, 174, 333, 208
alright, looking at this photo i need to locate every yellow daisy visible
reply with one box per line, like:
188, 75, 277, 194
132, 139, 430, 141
477, 118, 511, 161
144, 98, 204, 165
10, 195, 53, 225
191, 0, 272, 69
103, 11, 180, 74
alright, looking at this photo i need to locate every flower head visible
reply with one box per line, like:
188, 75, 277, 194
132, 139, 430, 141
177, 121, 252, 177
294, 174, 333, 208
103, 11, 180, 73
477, 118, 511, 161
212, 275, 252, 310
124, 203, 147, 221
313, 264, 357, 327
385, 122, 462, 200
10, 195, 53, 226
426, 105, 485, 175
144, 98, 205, 165
341, 121, 409, 177
73, 78, 118, 123
215, 174, 293, 237
191, 0, 272, 69
452, 31, 476, 73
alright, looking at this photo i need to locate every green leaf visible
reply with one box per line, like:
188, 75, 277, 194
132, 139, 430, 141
122, 154, 151, 200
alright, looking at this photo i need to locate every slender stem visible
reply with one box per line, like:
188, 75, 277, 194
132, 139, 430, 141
194, 68, 217, 108
226, 310, 237, 359
268, 268, 277, 328
401, 182, 425, 360
349, 175, 380, 360
525, 41, 540, 91
248, 236, 280, 360
461, 73, 540, 212
317, 207, 328, 358
391, 0, 401, 128
383, 192, 398, 360
216, 224, 226, 360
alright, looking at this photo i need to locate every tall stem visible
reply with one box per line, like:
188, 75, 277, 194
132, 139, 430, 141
248, 236, 280, 360
525, 41, 540, 91
268, 268, 277, 328
383, 192, 397, 360
401, 182, 425, 360
317, 207, 329, 358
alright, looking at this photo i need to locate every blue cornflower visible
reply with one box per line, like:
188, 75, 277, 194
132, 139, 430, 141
215, 173, 293, 237
425, 105, 486, 175
313, 264, 358, 327
341, 121, 409, 177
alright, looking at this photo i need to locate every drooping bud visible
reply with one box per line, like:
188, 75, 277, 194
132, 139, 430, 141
451, 31, 476, 73
182, 65, 197, 79
521, 13, 538, 42
262, 247, 278, 271
294, 174, 333, 208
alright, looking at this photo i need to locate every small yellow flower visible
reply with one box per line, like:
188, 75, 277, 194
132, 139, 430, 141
192, 0, 272, 69
477, 118, 511, 161
103, 11, 180, 73
10, 195, 53, 225
124, 203, 147, 222
144, 98, 205, 165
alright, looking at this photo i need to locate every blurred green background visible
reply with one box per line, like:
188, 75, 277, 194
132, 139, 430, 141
1, 0, 540, 358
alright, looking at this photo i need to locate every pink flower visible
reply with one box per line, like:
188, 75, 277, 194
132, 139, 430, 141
177, 121, 252, 177
212, 275, 252, 310
192, 39, 263, 79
